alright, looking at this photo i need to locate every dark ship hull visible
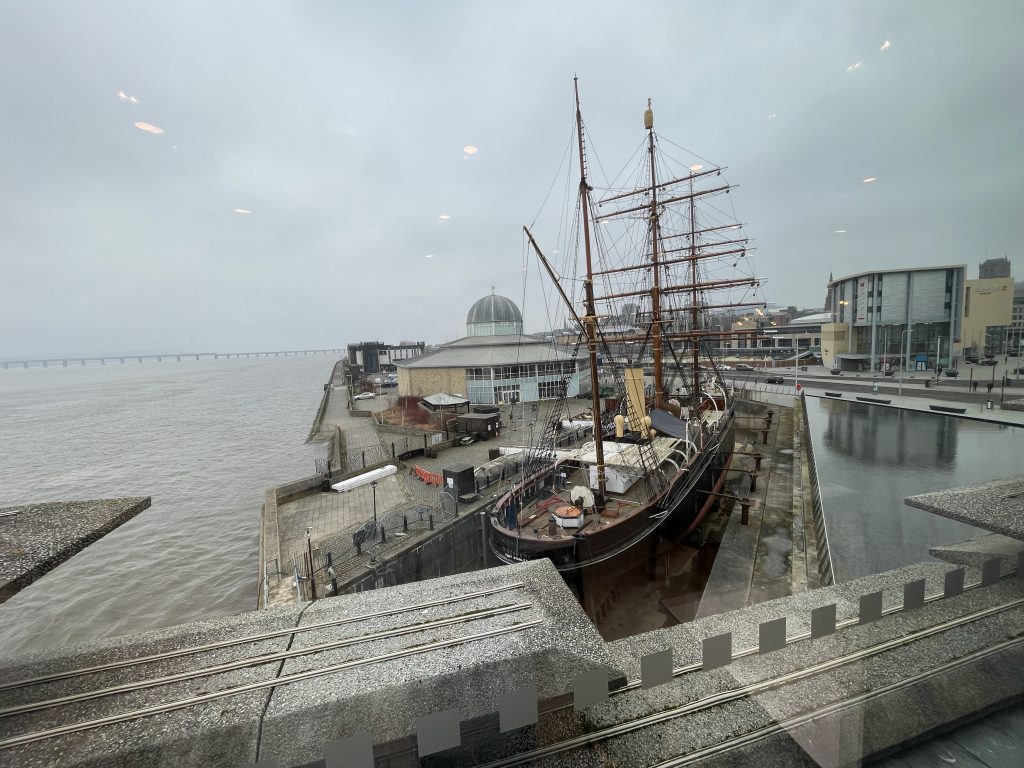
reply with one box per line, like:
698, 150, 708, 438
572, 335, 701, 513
489, 412, 735, 571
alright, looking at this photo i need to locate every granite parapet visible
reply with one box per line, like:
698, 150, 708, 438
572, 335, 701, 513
904, 476, 1024, 542
0, 602, 306, 768
0, 498, 152, 602
257, 559, 624, 766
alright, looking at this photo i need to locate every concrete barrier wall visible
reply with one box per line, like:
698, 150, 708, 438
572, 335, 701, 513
306, 359, 343, 443
735, 385, 798, 408
257, 489, 280, 609
275, 460, 399, 505
799, 392, 834, 585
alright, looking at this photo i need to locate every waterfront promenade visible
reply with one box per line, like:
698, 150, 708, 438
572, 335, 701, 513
262, 377, 600, 607
727, 364, 1024, 428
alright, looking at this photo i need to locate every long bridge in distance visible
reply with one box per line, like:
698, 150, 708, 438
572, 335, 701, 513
2, 348, 345, 370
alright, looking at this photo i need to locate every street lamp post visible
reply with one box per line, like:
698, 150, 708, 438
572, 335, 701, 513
305, 526, 317, 601
898, 329, 912, 397
371, 480, 378, 530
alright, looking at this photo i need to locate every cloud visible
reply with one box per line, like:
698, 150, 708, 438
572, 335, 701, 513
1, 0, 1022, 356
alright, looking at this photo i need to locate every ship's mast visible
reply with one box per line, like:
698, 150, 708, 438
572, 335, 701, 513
689, 174, 700, 403
574, 78, 606, 504
645, 101, 665, 407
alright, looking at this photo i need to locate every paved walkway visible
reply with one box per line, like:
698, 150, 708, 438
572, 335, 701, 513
274, 393, 595, 583
698, 402, 799, 618
277, 385, 415, 572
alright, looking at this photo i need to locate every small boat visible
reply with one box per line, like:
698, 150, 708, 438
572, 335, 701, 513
489, 80, 762, 571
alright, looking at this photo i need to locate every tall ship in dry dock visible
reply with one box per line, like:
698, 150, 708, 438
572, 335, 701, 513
488, 80, 762, 571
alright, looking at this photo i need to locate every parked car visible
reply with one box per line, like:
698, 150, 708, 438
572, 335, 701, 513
943, 369, 960, 377
717, 363, 733, 371
735, 363, 755, 371
764, 375, 785, 384
965, 355, 980, 364
980, 358, 997, 366
353, 392, 375, 400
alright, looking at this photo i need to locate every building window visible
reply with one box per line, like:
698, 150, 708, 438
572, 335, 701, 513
538, 380, 565, 399
494, 384, 520, 404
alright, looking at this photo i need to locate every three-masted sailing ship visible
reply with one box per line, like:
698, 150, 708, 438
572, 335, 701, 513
489, 80, 762, 571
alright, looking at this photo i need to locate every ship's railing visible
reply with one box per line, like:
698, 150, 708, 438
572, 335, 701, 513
800, 390, 834, 585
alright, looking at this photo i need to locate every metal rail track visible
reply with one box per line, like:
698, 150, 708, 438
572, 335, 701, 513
0, 581, 526, 692
478, 595, 1024, 767
0, 618, 544, 750
652, 635, 1024, 767
0, 602, 533, 718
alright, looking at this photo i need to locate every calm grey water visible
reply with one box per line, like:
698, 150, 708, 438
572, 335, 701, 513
805, 397, 1024, 583
0, 356, 333, 657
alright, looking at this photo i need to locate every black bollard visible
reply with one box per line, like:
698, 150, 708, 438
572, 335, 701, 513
381, 526, 386, 543
403, 514, 408, 532
429, 513, 434, 531
740, 498, 752, 525
748, 472, 758, 492
753, 453, 764, 471
761, 429, 770, 445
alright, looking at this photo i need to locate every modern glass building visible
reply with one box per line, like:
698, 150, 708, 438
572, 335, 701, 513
822, 266, 966, 371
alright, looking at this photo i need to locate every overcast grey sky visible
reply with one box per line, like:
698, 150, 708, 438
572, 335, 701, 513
2, 1, 1021, 357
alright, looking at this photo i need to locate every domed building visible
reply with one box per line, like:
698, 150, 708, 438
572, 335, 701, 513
396, 292, 587, 404
465, 293, 523, 336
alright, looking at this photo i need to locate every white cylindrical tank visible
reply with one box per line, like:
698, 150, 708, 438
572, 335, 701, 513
331, 464, 398, 493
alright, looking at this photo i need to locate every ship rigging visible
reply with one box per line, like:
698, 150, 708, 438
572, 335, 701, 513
489, 79, 762, 572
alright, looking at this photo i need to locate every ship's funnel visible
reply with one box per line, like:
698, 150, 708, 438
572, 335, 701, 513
624, 367, 647, 433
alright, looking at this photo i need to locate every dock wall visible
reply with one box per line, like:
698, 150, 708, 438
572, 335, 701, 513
306, 359, 343, 443
338, 507, 490, 593
800, 391, 834, 585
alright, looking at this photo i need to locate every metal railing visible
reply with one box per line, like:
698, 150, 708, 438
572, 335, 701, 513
267, 489, 474, 604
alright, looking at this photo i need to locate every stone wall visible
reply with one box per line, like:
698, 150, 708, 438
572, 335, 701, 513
398, 366, 467, 398
339, 508, 491, 593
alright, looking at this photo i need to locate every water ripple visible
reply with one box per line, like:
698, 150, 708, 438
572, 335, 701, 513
0, 356, 332, 657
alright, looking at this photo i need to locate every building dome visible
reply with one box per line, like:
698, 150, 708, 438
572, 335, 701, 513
466, 293, 523, 336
